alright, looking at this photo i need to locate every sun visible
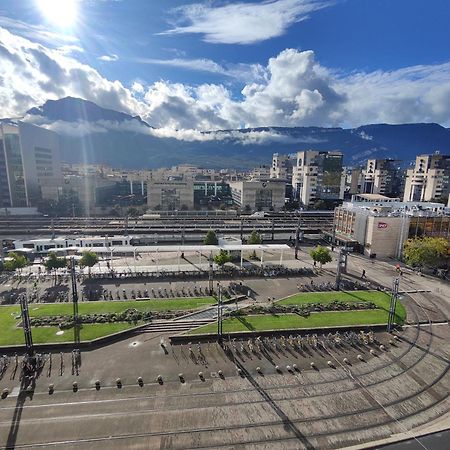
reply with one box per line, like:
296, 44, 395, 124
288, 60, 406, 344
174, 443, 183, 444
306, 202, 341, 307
37, 0, 78, 28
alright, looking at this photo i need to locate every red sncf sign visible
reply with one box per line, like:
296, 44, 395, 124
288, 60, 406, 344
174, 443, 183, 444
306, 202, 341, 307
377, 222, 388, 229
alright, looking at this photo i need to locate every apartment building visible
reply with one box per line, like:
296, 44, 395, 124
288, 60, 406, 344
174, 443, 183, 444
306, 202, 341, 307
292, 150, 345, 207
403, 152, 450, 202
270, 153, 295, 180
0, 121, 62, 207
362, 159, 401, 196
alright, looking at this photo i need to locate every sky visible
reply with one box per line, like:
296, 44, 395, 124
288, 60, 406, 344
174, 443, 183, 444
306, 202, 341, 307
0, 0, 450, 134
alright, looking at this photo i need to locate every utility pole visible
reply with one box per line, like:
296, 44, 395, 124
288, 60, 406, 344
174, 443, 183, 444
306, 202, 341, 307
294, 212, 301, 259
335, 247, 348, 290
208, 251, 214, 294
70, 257, 80, 344
51, 217, 55, 240
387, 277, 400, 332
217, 284, 223, 344
271, 218, 275, 241
20, 292, 34, 357
124, 215, 129, 235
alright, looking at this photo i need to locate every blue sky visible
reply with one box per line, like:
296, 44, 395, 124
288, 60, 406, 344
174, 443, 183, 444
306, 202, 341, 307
0, 0, 450, 132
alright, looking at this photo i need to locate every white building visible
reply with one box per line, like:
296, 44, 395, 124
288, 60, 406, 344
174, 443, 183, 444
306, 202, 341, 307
270, 153, 295, 180
403, 152, 450, 202
147, 177, 194, 211
229, 180, 285, 211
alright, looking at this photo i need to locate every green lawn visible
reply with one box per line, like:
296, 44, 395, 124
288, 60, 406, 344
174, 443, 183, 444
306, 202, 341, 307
190, 291, 406, 335
278, 290, 406, 323
0, 297, 215, 346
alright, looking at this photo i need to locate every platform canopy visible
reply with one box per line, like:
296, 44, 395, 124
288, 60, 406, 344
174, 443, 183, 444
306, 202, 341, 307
75, 243, 290, 254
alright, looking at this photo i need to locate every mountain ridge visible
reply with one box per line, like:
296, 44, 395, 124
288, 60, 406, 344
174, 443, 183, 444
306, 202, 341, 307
18, 97, 450, 169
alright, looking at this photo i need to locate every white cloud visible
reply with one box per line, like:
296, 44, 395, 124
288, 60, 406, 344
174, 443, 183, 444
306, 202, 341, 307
134, 56, 266, 82
162, 0, 333, 44
131, 81, 145, 94
1, 25, 450, 140
0, 26, 144, 118
98, 54, 119, 61
0, 16, 78, 46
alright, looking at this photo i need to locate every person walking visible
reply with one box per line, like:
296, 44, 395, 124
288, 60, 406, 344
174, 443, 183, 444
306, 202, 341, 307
361, 269, 366, 279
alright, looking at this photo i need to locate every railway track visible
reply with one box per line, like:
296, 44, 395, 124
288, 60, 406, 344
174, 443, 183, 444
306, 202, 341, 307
0, 279, 448, 449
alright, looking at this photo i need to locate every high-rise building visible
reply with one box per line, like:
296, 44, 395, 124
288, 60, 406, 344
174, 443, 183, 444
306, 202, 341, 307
292, 150, 345, 207
403, 152, 450, 202
270, 153, 295, 180
0, 121, 62, 207
362, 159, 401, 196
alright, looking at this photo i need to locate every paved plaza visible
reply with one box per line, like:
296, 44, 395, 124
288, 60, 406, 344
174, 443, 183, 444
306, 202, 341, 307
0, 249, 449, 449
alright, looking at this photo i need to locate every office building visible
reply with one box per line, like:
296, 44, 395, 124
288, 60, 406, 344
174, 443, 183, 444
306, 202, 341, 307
0, 121, 62, 207
147, 177, 194, 211
250, 165, 271, 181
403, 152, 450, 203
292, 150, 345, 207
229, 180, 285, 211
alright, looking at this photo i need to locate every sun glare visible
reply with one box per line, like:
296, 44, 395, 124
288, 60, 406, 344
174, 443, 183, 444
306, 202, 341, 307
37, 0, 78, 28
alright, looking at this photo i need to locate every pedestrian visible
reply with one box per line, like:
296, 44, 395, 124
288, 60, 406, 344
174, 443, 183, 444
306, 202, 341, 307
313, 261, 317, 268
361, 269, 366, 279
310, 279, 314, 286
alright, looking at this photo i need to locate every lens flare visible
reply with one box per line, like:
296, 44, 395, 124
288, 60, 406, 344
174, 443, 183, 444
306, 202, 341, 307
37, 0, 78, 28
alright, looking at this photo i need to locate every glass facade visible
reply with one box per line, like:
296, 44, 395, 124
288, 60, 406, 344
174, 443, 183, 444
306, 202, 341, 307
4, 133, 27, 206
0, 138, 11, 207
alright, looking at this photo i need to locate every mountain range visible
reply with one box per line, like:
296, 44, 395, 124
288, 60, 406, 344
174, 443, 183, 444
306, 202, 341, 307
15, 97, 450, 169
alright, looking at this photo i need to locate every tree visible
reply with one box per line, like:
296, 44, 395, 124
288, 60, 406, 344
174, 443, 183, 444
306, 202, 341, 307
248, 230, 262, 245
204, 229, 218, 245
403, 237, 448, 268
80, 251, 99, 277
214, 250, 232, 266
44, 252, 67, 284
310, 245, 332, 268
3, 252, 28, 272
